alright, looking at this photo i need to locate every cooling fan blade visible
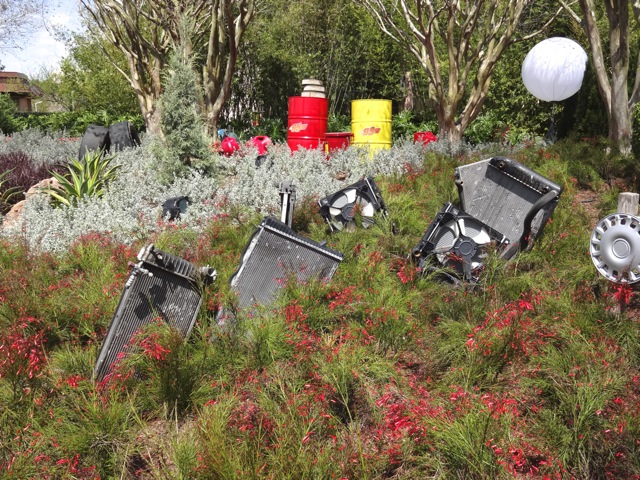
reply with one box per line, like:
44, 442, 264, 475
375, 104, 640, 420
438, 217, 492, 278
318, 177, 388, 232
411, 203, 509, 283
326, 188, 358, 231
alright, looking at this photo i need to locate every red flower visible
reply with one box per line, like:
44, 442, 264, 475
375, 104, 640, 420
612, 284, 633, 304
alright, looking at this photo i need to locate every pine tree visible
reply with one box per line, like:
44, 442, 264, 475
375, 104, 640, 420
160, 24, 210, 166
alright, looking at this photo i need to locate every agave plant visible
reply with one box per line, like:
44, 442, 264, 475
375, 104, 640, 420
0, 168, 21, 212
44, 150, 122, 207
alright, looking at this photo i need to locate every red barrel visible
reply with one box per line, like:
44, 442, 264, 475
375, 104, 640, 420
324, 132, 354, 154
287, 96, 328, 151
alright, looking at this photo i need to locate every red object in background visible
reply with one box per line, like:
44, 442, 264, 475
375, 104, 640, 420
325, 132, 354, 154
250, 135, 272, 155
287, 96, 328, 151
414, 131, 437, 145
221, 136, 240, 155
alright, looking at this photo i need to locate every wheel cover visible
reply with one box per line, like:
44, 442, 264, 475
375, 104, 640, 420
590, 213, 640, 283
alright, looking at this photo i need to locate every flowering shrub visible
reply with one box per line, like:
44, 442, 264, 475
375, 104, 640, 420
1, 137, 639, 479
0, 316, 47, 399
111, 320, 204, 415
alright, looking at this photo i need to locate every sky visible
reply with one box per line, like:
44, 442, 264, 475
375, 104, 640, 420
1, 0, 83, 77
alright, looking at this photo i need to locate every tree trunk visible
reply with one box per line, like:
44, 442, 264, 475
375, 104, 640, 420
610, 82, 632, 155
436, 105, 464, 144
403, 71, 415, 112
608, 1, 632, 155
199, 0, 254, 137
577, 0, 634, 155
81, 0, 172, 137
438, 123, 464, 144
126, 55, 163, 135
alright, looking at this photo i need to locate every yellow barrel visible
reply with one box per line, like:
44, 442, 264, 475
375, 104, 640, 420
351, 99, 392, 152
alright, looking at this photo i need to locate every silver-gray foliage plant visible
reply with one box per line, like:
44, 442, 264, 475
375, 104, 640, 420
1, 134, 220, 252
1, 129, 524, 253
220, 140, 429, 215
0, 130, 79, 167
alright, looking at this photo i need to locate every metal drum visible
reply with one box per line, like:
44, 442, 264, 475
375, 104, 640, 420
287, 96, 328, 151
351, 99, 392, 153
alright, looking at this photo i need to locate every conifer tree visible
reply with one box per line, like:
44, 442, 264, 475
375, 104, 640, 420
160, 24, 210, 167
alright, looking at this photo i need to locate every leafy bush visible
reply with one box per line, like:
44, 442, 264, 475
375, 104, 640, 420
160, 38, 210, 167
465, 111, 506, 144
0, 136, 220, 252
13, 110, 145, 137
548, 136, 635, 188
0, 129, 80, 167
244, 117, 287, 142
327, 113, 351, 133
392, 110, 438, 141
0, 151, 66, 212
0, 93, 17, 134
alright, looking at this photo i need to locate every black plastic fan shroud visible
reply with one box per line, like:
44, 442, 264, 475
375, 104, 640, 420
318, 177, 388, 231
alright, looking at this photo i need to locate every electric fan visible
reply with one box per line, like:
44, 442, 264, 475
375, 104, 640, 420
412, 203, 508, 282
318, 177, 388, 231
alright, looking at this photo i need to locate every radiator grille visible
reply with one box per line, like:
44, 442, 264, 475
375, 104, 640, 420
94, 245, 210, 381
455, 157, 562, 254
230, 217, 344, 308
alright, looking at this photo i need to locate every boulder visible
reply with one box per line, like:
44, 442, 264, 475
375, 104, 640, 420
1, 177, 61, 231
26, 177, 60, 199
2, 200, 25, 230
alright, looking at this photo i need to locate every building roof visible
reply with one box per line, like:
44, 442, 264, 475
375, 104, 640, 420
0, 71, 43, 96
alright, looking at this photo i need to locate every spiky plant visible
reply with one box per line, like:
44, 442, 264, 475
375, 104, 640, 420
44, 150, 121, 207
0, 168, 20, 213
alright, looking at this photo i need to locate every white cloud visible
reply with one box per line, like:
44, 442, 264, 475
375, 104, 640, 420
1, 0, 82, 77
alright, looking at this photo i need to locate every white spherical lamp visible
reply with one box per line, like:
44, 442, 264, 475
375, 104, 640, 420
521, 37, 588, 102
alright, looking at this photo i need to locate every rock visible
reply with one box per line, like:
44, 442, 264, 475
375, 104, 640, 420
26, 177, 60, 199
1, 177, 60, 231
2, 200, 25, 230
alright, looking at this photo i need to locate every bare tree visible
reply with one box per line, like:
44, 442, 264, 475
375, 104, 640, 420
80, 0, 175, 134
560, 0, 640, 155
355, 0, 561, 143
80, 0, 256, 136
0, 1, 48, 63
203, 0, 256, 135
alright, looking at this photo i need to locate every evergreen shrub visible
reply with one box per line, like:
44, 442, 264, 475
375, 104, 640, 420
160, 41, 210, 167
0, 93, 17, 134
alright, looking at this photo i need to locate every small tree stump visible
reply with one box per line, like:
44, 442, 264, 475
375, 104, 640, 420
617, 192, 639, 215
